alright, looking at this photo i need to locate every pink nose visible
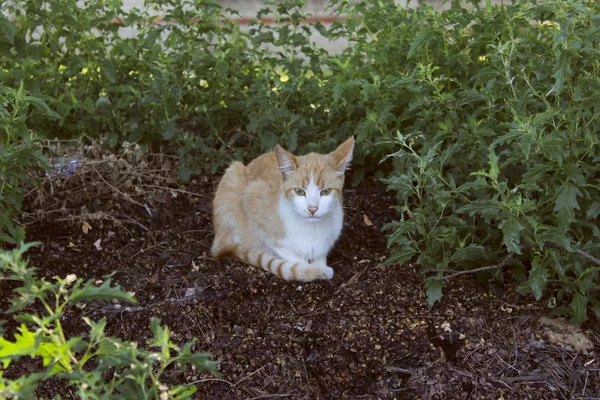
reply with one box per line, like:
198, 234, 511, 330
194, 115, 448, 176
308, 206, 318, 215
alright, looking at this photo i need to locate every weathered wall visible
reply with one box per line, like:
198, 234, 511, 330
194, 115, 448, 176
118, 0, 501, 53
120, 0, 502, 14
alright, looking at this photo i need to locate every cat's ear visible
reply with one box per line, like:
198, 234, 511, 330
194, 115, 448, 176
330, 136, 355, 175
275, 145, 298, 177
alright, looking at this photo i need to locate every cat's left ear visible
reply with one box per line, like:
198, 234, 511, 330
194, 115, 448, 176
275, 145, 298, 178
330, 136, 355, 175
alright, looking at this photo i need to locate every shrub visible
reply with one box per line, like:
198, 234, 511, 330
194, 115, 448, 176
353, 0, 600, 323
0, 243, 218, 399
0, 83, 56, 245
0, 0, 370, 181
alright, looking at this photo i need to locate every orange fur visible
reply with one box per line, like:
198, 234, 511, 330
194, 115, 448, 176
211, 137, 354, 281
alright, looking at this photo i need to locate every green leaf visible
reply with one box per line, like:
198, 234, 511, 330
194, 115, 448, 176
553, 181, 582, 214
23, 96, 61, 120
563, 164, 585, 186
449, 244, 486, 263
587, 201, 600, 220
149, 318, 173, 359
425, 278, 445, 307
0, 324, 37, 368
83, 317, 106, 344
82, 97, 95, 115
216, 60, 228, 80
116, 41, 136, 58
407, 28, 432, 60
487, 150, 499, 180
570, 293, 588, 325
0, 14, 16, 46
0, 232, 17, 245
457, 199, 503, 218
385, 245, 418, 265
537, 228, 572, 252
0, 371, 46, 399
161, 119, 176, 140
166, 386, 197, 400
0, 321, 73, 372
522, 164, 551, 189
99, 59, 117, 84
499, 216, 524, 254
177, 342, 219, 376
529, 256, 548, 301
69, 279, 135, 304
550, 47, 569, 96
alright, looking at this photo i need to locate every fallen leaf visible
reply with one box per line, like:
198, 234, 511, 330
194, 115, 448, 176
67, 242, 75, 248
82, 222, 91, 234
93, 239, 102, 251
363, 214, 373, 226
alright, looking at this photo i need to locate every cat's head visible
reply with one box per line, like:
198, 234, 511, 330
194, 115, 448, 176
275, 137, 354, 222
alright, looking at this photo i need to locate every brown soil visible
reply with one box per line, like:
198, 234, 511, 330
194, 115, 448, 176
2, 159, 600, 400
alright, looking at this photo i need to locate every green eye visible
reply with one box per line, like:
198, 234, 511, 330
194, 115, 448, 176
294, 188, 306, 196
320, 188, 332, 196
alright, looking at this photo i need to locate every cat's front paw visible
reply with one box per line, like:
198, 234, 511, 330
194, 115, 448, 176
319, 265, 334, 280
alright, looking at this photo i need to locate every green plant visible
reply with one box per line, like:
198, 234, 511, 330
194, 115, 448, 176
0, 243, 218, 399
1, 0, 375, 182
0, 83, 57, 245
368, 0, 600, 323
3, 0, 599, 324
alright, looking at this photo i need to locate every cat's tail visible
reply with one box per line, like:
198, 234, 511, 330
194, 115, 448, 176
233, 245, 333, 282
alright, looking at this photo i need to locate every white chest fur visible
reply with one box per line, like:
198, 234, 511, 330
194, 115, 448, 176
276, 198, 343, 262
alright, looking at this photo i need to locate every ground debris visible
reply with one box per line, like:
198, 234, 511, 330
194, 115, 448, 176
3, 170, 598, 400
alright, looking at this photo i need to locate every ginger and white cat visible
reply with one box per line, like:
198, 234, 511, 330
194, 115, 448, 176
211, 137, 354, 282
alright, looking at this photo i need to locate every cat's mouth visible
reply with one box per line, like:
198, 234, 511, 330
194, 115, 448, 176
306, 215, 321, 221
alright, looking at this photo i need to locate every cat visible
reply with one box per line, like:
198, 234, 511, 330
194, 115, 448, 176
211, 137, 354, 282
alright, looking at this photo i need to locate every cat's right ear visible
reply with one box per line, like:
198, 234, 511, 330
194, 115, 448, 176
275, 145, 298, 177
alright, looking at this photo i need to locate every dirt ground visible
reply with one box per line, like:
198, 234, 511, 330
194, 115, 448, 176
2, 154, 600, 399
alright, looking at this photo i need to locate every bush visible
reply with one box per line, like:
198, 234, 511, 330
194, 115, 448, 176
357, 0, 600, 323
0, 83, 56, 245
0, 243, 218, 399
0, 0, 368, 181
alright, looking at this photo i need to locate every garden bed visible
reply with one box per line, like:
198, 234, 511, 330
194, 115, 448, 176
3, 158, 598, 399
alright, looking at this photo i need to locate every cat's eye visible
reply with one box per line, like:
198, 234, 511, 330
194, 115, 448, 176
294, 188, 306, 196
320, 188, 332, 196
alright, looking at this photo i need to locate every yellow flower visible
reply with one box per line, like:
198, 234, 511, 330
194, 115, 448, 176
275, 66, 290, 83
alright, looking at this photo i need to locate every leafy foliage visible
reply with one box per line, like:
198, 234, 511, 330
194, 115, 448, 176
0, 83, 54, 245
366, 0, 600, 323
0, 244, 218, 399
0, 0, 364, 180
1, 0, 599, 324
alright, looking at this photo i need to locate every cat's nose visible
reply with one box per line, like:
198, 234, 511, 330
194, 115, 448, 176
307, 206, 318, 215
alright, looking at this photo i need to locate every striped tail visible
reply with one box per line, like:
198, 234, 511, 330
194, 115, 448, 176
234, 246, 333, 282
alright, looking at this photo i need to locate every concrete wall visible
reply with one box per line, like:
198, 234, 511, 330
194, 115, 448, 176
118, 0, 501, 53
120, 0, 500, 14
